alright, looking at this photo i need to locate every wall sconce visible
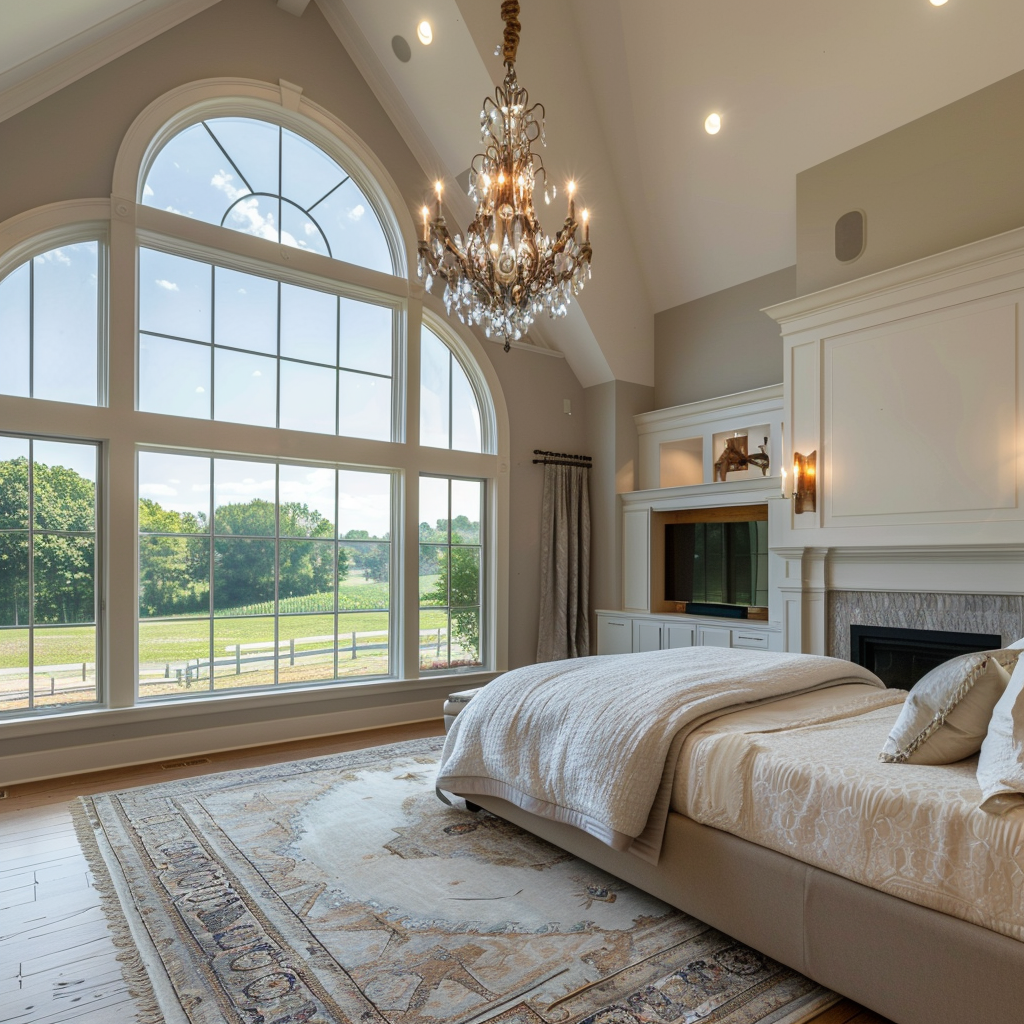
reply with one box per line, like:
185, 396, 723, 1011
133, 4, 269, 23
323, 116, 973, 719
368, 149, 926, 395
793, 450, 817, 514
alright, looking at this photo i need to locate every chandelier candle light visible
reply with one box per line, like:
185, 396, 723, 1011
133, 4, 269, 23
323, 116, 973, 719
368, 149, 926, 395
417, 0, 593, 351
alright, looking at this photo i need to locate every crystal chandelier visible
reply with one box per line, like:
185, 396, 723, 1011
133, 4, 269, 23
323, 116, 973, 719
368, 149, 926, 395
416, 0, 592, 351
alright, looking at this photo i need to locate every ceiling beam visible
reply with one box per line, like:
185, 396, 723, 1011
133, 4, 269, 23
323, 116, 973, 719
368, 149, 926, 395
277, 0, 312, 15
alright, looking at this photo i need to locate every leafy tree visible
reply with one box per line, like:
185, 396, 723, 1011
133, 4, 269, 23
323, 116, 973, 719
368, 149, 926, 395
426, 526, 481, 662
139, 499, 209, 618
343, 529, 390, 584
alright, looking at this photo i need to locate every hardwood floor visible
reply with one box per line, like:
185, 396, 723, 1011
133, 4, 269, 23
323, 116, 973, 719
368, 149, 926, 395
0, 720, 890, 1024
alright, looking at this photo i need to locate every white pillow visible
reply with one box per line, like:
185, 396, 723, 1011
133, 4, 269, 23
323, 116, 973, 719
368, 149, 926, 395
1007, 637, 1024, 650
879, 650, 1018, 765
977, 658, 1024, 814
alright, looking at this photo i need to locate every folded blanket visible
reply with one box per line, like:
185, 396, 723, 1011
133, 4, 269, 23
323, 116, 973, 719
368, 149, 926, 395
436, 647, 884, 862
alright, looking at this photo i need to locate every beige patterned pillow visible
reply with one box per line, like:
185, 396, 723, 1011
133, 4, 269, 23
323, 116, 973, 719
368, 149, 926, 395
977, 659, 1024, 814
879, 650, 1019, 765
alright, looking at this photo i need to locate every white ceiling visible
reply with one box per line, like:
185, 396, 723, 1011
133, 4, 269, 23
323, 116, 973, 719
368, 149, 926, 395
4, 0, 1024, 387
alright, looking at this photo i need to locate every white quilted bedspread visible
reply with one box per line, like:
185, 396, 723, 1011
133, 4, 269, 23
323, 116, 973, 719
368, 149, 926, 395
436, 647, 883, 862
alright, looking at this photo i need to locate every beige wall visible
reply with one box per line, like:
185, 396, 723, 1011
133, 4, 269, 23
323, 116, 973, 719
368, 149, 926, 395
797, 68, 1024, 296
585, 379, 654, 618
653, 267, 795, 410
0, 0, 593, 767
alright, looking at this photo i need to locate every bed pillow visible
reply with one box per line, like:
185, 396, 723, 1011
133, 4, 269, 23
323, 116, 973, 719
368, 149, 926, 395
1008, 638, 1024, 650
977, 658, 1024, 814
879, 650, 1018, 765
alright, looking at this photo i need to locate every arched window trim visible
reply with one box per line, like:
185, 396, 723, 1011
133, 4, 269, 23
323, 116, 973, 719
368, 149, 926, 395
420, 308, 503, 458
112, 78, 415, 281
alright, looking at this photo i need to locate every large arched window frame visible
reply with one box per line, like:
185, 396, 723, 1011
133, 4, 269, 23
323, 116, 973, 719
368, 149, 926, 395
0, 78, 510, 721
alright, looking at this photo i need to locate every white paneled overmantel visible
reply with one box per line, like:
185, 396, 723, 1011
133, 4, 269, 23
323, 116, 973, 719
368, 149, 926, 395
765, 223, 1024, 654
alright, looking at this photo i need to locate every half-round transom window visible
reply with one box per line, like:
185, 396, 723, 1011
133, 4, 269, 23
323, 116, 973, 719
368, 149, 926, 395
142, 117, 394, 274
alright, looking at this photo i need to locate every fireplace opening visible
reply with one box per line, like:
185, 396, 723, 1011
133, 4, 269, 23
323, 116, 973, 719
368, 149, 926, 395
850, 624, 1002, 689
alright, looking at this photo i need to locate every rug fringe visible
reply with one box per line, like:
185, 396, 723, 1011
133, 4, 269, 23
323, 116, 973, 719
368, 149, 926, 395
71, 797, 168, 1024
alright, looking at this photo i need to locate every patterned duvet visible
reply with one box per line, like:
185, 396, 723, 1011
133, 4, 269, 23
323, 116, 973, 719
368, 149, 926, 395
672, 684, 1024, 942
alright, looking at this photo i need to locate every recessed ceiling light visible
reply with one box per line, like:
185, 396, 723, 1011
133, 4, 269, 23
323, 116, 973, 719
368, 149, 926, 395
704, 112, 722, 135
417, 21, 433, 45
929, 0, 948, 5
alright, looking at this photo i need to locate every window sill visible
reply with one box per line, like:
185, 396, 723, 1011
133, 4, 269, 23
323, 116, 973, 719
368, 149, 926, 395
0, 669, 499, 740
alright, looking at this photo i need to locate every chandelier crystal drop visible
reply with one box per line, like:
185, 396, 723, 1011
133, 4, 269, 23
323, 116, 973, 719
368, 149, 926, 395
416, 0, 592, 351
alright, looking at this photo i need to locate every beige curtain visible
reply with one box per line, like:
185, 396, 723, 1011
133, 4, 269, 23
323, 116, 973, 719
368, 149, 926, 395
536, 463, 591, 661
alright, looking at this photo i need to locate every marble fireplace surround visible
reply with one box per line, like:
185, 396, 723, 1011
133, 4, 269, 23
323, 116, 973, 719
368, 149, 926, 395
827, 590, 1024, 661
774, 545, 1024, 657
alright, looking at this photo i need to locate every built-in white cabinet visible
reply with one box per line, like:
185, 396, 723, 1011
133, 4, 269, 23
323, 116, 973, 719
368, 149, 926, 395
597, 611, 780, 656
622, 508, 650, 612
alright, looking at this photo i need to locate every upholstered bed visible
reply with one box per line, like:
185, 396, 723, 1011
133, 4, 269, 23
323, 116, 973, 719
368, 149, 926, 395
438, 650, 1024, 1024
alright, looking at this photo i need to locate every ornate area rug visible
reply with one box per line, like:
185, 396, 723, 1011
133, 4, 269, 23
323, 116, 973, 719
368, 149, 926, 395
75, 737, 838, 1024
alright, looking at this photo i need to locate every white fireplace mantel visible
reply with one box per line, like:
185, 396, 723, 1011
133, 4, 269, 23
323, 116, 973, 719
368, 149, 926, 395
764, 225, 1024, 654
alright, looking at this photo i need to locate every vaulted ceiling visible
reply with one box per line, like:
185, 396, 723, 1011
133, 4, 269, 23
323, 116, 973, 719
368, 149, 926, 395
3, 0, 1024, 387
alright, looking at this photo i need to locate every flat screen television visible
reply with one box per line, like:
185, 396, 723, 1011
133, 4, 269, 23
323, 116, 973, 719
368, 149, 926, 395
664, 519, 769, 611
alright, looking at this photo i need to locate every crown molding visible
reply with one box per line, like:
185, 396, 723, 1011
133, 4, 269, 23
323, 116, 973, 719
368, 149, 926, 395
0, 0, 222, 126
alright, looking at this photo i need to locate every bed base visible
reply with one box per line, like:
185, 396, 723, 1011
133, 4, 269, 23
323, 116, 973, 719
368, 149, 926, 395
471, 796, 1024, 1024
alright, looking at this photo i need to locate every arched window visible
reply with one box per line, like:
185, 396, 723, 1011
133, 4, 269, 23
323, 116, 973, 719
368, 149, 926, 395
0, 83, 508, 724
420, 323, 486, 453
142, 117, 393, 274
0, 240, 102, 406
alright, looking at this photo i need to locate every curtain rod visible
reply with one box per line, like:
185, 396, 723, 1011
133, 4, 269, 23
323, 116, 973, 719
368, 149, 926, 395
532, 449, 592, 466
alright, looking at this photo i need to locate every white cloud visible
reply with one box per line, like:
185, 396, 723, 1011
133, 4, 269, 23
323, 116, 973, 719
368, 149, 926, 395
139, 483, 178, 497
35, 248, 72, 266
347, 204, 365, 222
143, 184, 155, 197
155, 279, 179, 291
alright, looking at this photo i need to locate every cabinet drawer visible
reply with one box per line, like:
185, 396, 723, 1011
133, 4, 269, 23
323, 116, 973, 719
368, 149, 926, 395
732, 630, 769, 650
597, 617, 633, 656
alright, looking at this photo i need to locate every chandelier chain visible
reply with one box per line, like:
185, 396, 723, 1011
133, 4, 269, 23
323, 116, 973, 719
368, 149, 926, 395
501, 0, 521, 64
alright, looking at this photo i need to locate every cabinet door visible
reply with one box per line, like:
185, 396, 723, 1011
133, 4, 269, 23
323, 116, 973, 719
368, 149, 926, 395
732, 630, 769, 650
622, 508, 650, 611
633, 621, 662, 653
699, 627, 732, 648
663, 624, 695, 649
597, 616, 633, 656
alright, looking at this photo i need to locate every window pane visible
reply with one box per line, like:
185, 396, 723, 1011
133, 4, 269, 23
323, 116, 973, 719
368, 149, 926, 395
33, 441, 96, 532
0, 628, 30, 713
338, 470, 391, 539
339, 299, 392, 376
33, 625, 96, 708
420, 328, 450, 449
214, 616, 276, 690
33, 243, 98, 405
139, 335, 211, 419
420, 608, 448, 670
343, 540, 390, 587
34, 535, 94, 623
139, 249, 211, 342
138, 617, 211, 696
0, 262, 30, 398
281, 202, 330, 257
139, 535, 210, 618
419, 476, 450, 542
282, 128, 346, 210
278, 539, 334, 606
206, 118, 280, 196
214, 267, 277, 355
0, 533, 29, 625
419, 544, 448, 606
447, 547, 481, 607
224, 194, 280, 244
138, 451, 211, 533
0, 436, 30, 528
213, 347, 277, 427
449, 607, 481, 667
144, 122, 249, 224
451, 358, 483, 453
280, 283, 336, 365
277, 613, 335, 686
451, 479, 482, 545
214, 459, 276, 535
213, 538, 275, 614
338, 612, 390, 677
279, 464, 335, 537
314, 178, 393, 275
338, 370, 390, 441
279, 361, 336, 435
